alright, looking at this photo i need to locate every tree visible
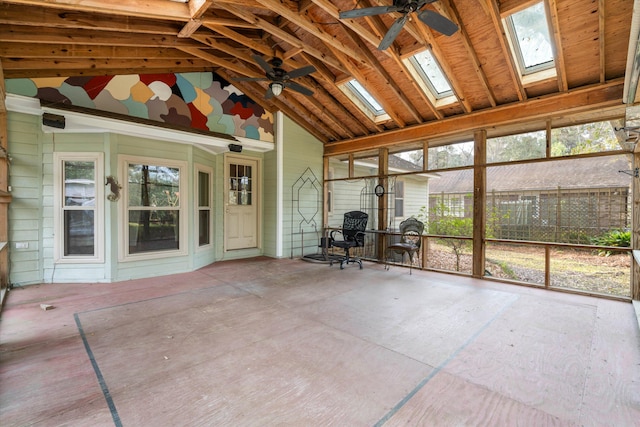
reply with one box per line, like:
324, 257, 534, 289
418, 202, 473, 271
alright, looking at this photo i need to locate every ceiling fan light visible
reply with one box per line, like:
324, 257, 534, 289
270, 82, 284, 96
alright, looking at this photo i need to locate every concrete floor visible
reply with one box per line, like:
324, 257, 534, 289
1, 257, 639, 426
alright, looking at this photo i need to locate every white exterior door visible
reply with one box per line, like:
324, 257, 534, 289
224, 156, 258, 250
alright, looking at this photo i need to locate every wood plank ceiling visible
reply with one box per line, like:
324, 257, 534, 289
0, 0, 635, 155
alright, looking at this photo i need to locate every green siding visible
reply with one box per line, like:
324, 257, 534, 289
7, 112, 43, 285
281, 116, 323, 259
5, 108, 323, 285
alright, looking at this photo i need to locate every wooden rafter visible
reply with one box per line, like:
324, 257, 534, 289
438, 0, 497, 107
546, 0, 568, 92
341, 26, 423, 123
486, 0, 527, 101
0, 0, 632, 149
325, 80, 624, 155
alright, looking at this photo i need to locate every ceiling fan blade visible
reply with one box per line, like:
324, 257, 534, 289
286, 81, 314, 96
265, 86, 275, 99
252, 54, 275, 75
286, 65, 317, 79
417, 9, 458, 36
378, 14, 408, 51
232, 77, 269, 82
339, 5, 398, 19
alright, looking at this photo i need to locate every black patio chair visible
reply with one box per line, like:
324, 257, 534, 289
385, 217, 424, 274
329, 211, 368, 269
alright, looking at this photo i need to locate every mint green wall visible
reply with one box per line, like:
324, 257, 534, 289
7, 113, 44, 285
5, 110, 320, 285
263, 148, 278, 258
281, 116, 324, 259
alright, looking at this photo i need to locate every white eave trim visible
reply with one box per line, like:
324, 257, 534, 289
6, 94, 274, 154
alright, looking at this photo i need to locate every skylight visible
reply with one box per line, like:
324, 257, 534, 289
344, 80, 385, 116
344, 79, 386, 117
409, 50, 453, 99
506, 1, 554, 75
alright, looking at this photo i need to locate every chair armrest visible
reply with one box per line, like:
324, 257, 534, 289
330, 229, 343, 239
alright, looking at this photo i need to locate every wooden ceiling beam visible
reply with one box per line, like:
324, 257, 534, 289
486, 0, 527, 101
202, 24, 274, 58
177, 0, 214, 38
189, 0, 214, 18
1, 57, 212, 74
3, 65, 214, 79
341, 26, 423, 124
311, 0, 388, 55
0, 43, 192, 59
325, 44, 406, 128
415, 23, 472, 113
546, 0, 568, 91
200, 17, 256, 29
359, 0, 392, 41
0, 0, 190, 21
176, 47, 256, 76
387, 53, 442, 120
0, 25, 201, 48
598, 0, 606, 83
438, 0, 497, 107
178, 20, 203, 38
221, 4, 349, 74
254, 0, 371, 67
189, 35, 261, 73
0, 3, 178, 35
324, 80, 625, 155
298, 51, 374, 136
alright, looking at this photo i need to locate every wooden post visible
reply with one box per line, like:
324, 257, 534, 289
632, 150, 640, 300
0, 59, 12, 305
472, 130, 486, 278
423, 140, 429, 268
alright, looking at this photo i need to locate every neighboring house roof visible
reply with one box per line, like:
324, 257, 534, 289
429, 156, 632, 193
388, 155, 422, 172
353, 154, 423, 173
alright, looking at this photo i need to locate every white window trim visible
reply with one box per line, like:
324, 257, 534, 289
195, 163, 213, 250
394, 179, 405, 218
403, 55, 457, 109
53, 152, 104, 263
339, 80, 391, 124
118, 155, 188, 262
502, 2, 557, 86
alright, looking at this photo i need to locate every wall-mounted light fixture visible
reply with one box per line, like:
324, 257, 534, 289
228, 143, 243, 153
42, 113, 65, 129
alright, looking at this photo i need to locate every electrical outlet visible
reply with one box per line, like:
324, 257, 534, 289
15, 242, 28, 249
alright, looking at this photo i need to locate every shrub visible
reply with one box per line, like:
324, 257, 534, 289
591, 229, 630, 256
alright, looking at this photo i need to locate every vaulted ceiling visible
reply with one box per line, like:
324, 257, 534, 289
0, 0, 637, 156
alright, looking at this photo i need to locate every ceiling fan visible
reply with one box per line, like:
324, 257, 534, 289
339, 0, 459, 51
233, 55, 317, 99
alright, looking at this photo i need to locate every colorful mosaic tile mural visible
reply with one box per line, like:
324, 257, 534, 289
6, 72, 274, 142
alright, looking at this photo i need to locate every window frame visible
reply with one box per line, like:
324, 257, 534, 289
503, 1, 556, 83
53, 152, 104, 263
341, 79, 391, 123
195, 164, 213, 249
404, 50, 457, 108
119, 155, 188, 261
394, 180, 405, 218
